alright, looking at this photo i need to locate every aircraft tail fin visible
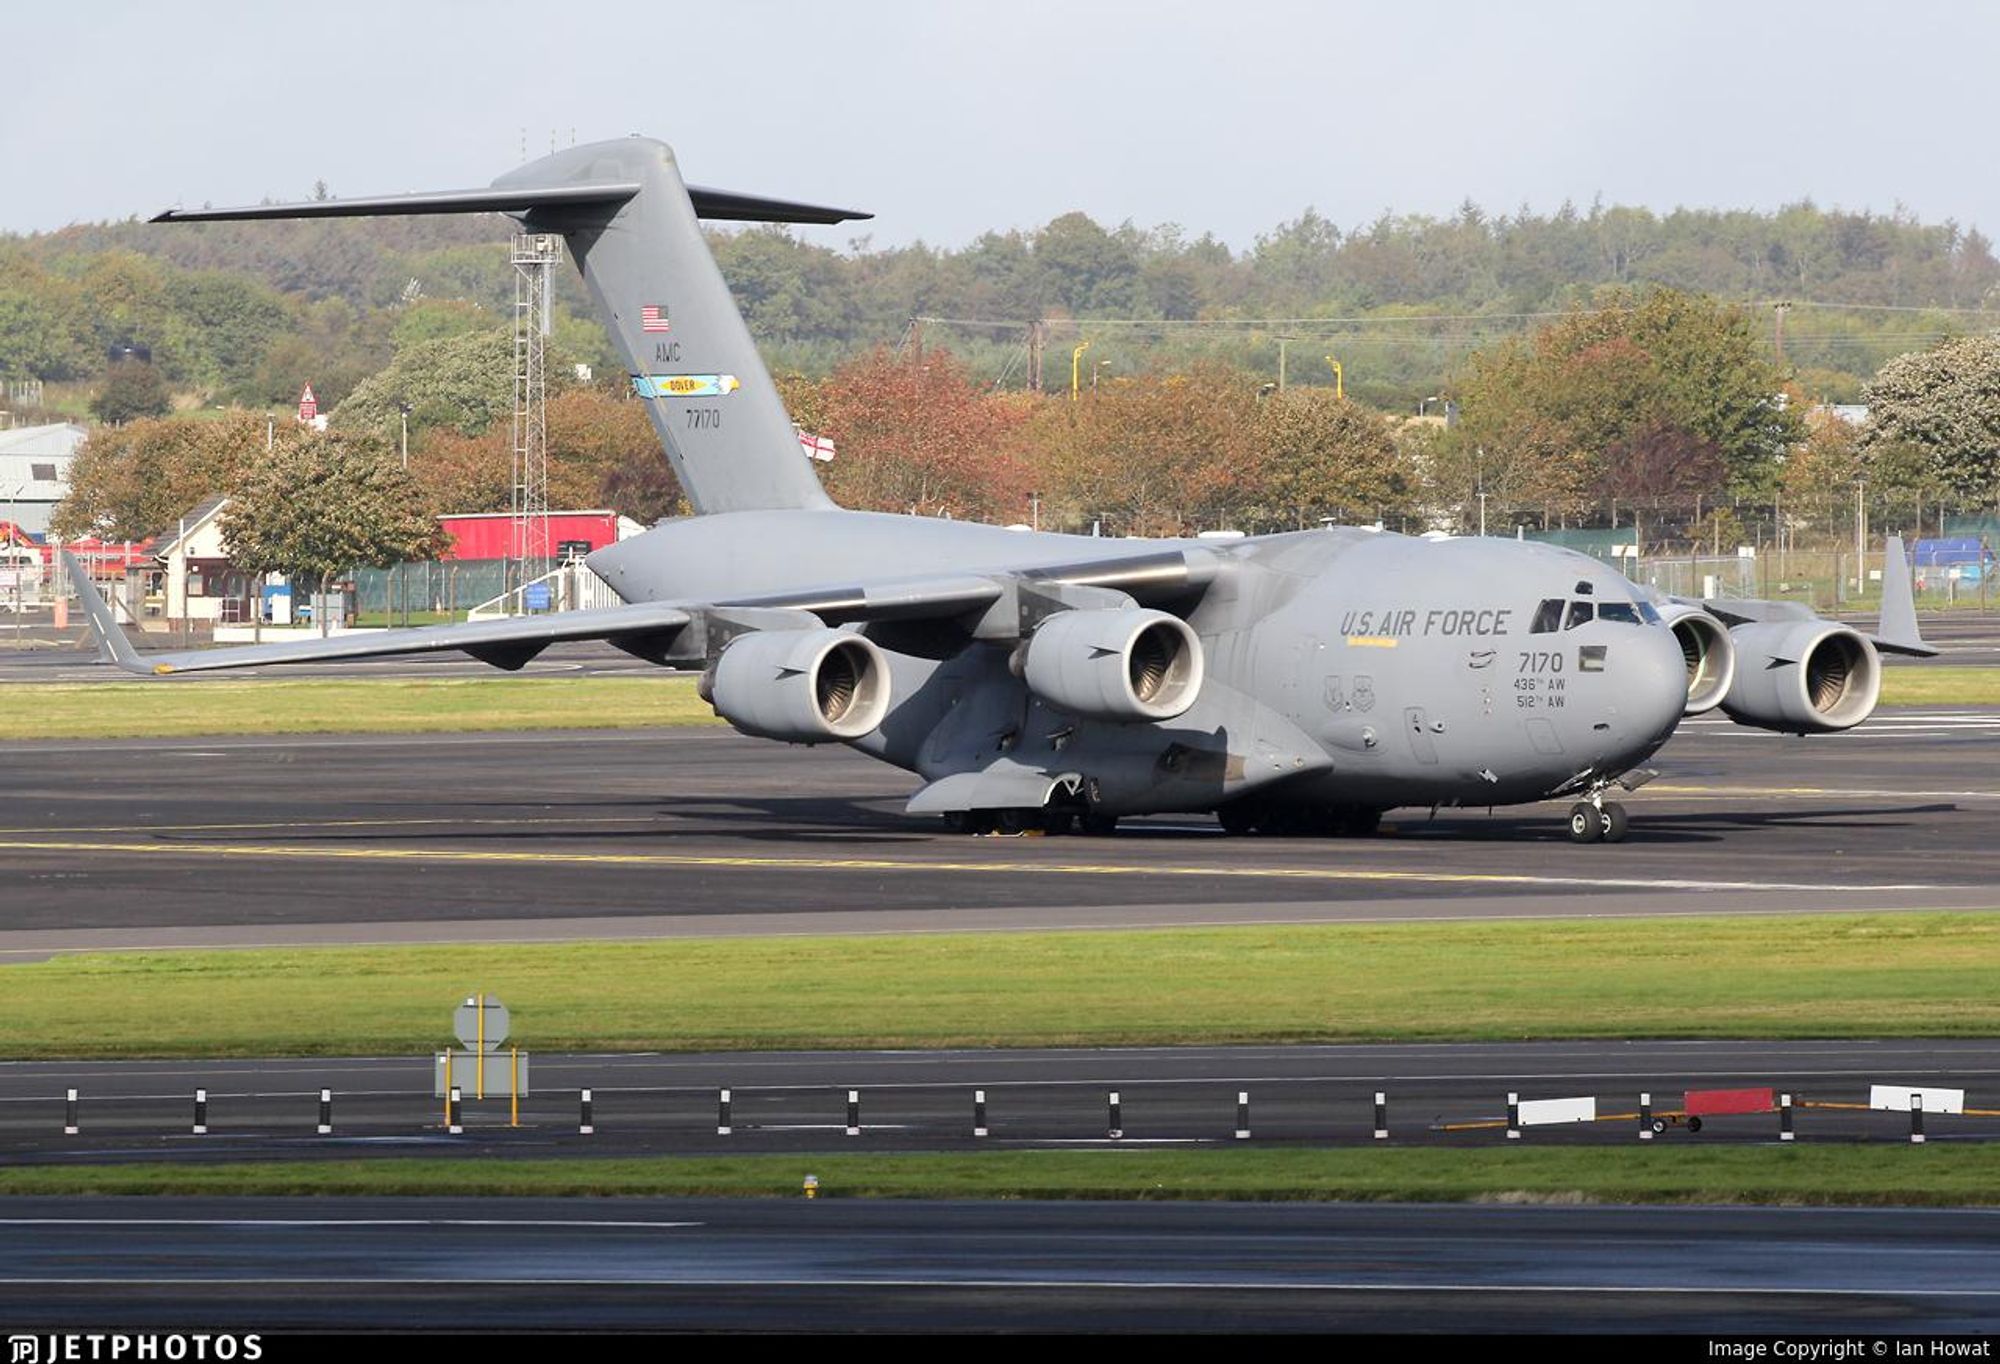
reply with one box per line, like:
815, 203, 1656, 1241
154, 138, 869, 517
1875, 534, 1938, 657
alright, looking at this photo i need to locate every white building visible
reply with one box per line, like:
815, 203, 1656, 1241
0, 422, 85, 535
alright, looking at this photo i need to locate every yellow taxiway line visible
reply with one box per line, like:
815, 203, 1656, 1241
0, 836, 1936, 894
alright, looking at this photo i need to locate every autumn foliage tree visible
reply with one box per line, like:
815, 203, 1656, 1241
408, 388, 684, 523
1252, 389, 1410, 527
53, 412, 266, 540
815, 347, 1031, 520
223, 430, 447, 634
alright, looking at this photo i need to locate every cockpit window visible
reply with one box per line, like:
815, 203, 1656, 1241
1564, 601, 1595, 629
1598, 603, 1641, 624
1530, 599, 1564, 634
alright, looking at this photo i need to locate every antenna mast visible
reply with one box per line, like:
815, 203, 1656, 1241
511, 231, 560, 607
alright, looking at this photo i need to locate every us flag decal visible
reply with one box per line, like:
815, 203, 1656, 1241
640, 304, 671, 333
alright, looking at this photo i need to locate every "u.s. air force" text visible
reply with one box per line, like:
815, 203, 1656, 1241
1338, 608, 1514, 638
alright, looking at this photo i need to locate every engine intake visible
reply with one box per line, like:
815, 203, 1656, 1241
1656, 604, 1736, 715
1021, 607, 1204, 723
1720, 621, 1881, 734
707, 628, 891, 743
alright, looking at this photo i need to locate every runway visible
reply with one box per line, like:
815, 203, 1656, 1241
4, 1040, 1995, 1158
2, 1196, 1995, 1331
2, 704, 2000, 953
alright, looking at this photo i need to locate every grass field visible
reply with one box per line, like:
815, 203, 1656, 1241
3, 914, 1995, 1058
0, 674, 717, 739
0, 1147, 1993, 1205
1878, 665, 2000, 705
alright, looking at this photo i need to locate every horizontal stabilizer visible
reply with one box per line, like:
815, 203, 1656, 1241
151, 184, 868, 225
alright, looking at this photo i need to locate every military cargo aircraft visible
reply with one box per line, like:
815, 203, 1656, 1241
64, 137, 1934, 843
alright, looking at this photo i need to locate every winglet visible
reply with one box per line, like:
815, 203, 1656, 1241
61, 552, 151, 674
1875, 534, 1938, 658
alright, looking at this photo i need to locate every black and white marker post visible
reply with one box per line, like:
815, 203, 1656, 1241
448, 1086, 463, 1136
317, 1088, 332, 1136
194, 1089, 208, 1136
973, 1089, 987, 1138
1108, 1090, 1122, 1140
1374, 1091, 1388, 1141
64, 1088, 77, 1137
1780, 1093, 1794, 1142
1911, 1094, 1926, 1145
717, 1088, 732, 1137
1506, 1092, 1521, 1141
579, 1088, 594, 1136
1235, 1091, 1250, 1140
846, 1089, 860, 1138
1639, 1092, 1653, 1141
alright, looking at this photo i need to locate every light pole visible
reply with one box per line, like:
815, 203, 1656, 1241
1070, 340, 1091, 402
397, 401, 412, 626
1325, 357, 1343, 400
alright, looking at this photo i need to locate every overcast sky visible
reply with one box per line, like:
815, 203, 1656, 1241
4, 1, 1991, 252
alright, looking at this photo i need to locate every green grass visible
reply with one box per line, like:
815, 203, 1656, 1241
4, 915, 1996, 1059
1879, 665, 2000, 705
1, 1147, 1995, 1205
0, 675, 720, 739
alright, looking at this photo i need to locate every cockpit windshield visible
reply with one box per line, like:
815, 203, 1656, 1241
1533, 592, 1661, 631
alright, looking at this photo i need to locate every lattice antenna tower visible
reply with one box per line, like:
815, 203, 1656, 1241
511, 232, 561, 605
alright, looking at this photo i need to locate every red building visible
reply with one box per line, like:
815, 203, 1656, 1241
436, 511, 644, 562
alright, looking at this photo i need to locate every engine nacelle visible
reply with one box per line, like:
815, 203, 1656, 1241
707, 628, 891, 743
1655, 603, 1736, 715
1720, 621, 1882, 734
1021, 607, 1204, 724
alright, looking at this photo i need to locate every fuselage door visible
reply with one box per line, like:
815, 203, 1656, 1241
1404, 706, 1439, 765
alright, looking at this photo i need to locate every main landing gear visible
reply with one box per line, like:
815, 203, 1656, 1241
1566, 797, 1630, 844
943, 808, 1118, 837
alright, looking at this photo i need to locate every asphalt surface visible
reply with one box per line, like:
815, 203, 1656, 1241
1, 1196, 1995, 1332
2, 702, 1999, 952
3, 1040, 1993, 1158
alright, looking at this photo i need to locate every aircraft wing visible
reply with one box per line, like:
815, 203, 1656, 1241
63, 547, 1216, 676
1654, 534, 1939, 658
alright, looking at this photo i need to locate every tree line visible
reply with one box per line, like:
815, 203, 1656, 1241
5, 195, 1998, 416
52, 287, 2000, 569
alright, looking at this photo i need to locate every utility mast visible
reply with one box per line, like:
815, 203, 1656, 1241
511, 232, 561, 606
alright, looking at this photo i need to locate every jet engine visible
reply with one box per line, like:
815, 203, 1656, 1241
1720, 621, 1881, 733
1655, 603, 1736, 715
706, 628, 891, 743
1020, 607, 1204, 723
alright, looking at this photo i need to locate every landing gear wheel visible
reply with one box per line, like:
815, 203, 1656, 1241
1650, 1118, 1667, 1135
1599, 801, 1629, 844
1687, 1115, 1703, 1134
1041, 809, 1077, 837
1338, 807, 1383, 837
993, 808, 1038, 836
1567, 802, 1603, 844
944, 810, 996, 836
1080, 813, 1120, 837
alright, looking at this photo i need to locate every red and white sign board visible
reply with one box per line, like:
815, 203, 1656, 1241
797, 430, 836, 462
297, 384, 318, 423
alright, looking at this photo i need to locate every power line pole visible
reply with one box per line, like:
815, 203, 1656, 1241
1773, 301, 1791, 367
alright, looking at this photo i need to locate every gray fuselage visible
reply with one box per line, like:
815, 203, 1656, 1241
591, 511, 1689, 817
